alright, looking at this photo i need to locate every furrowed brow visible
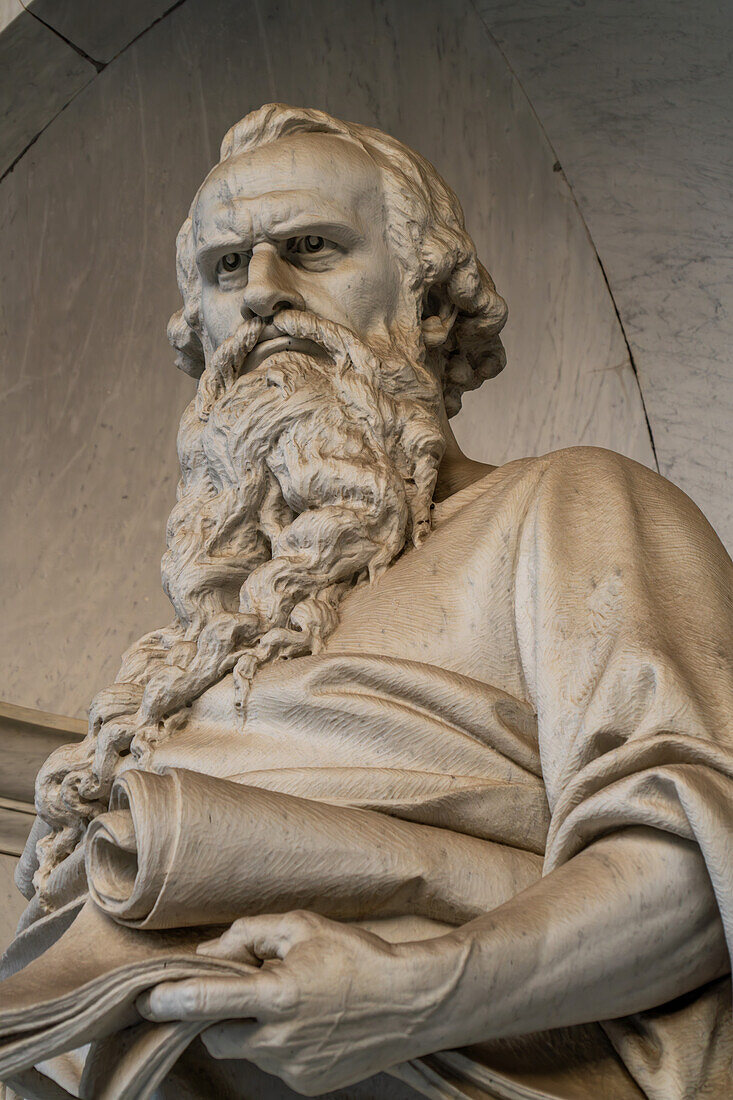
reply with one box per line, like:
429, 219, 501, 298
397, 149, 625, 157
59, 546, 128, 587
272, 218, 364, 247
196, 234, 252, 267
194, 191, 365, 266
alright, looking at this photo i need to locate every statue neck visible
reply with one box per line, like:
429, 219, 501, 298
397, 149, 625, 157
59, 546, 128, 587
433, 416, 496, 503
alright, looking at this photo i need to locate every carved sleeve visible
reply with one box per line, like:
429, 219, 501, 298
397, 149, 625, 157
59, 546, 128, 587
513, 447, 733, 932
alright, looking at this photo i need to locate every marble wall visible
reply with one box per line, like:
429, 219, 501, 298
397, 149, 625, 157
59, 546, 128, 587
477, 0, 733, 550
0, 0, 674, 719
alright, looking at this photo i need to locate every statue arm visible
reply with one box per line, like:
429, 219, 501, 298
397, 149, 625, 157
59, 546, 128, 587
496, 449, 733, 1024
434, 824, 728, 1040
137, 822, 728, 1094
139, 449, 733, 1091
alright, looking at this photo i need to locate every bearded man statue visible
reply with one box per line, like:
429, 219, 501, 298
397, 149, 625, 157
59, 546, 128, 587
1, 104, 732, 1100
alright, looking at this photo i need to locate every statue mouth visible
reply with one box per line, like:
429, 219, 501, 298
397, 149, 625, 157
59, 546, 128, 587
242, 325, 321, 373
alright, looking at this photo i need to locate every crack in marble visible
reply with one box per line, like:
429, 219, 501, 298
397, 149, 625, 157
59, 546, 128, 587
20, 2, 106, 71
0, 0, 191, 184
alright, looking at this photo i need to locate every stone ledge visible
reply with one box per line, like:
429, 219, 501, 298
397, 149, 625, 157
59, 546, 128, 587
0, 701, 84, 854
0, 800, 35, 857
0, 700, 84, 806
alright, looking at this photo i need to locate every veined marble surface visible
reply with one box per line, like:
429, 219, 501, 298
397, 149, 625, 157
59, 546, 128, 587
24, 0, 176, 64
0, 0, 94, 176
475, 0, 733, 550
1, 0, 654, 716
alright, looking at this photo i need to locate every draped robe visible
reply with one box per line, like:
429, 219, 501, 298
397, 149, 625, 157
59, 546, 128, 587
5, 446, 733, 1100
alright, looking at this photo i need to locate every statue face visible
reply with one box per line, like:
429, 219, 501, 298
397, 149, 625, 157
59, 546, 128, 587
192, 132, 405, 366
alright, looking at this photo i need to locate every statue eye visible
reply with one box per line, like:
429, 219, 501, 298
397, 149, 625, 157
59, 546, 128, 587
220, 253, 243, 272
286, 235, 328, 256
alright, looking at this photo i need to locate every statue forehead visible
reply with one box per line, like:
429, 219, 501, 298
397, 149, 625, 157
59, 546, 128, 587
192, 132, 385, 241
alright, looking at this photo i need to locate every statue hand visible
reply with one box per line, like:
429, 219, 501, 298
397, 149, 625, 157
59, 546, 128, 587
136, 910, 455, 1095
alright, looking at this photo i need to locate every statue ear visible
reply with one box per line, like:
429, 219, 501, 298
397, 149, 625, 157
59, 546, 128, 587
421, 285, 458, 349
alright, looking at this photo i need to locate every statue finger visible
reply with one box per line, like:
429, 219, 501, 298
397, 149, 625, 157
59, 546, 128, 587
136, 971, 281, 1022
197, 930, 260, 965
198, 910, 321, 962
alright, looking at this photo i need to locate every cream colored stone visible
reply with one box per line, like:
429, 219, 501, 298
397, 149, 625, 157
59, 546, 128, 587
0, 0, 654, 722
1, 107, 732, 1100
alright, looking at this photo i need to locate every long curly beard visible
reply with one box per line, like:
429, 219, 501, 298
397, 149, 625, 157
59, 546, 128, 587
32, 310, 446, 908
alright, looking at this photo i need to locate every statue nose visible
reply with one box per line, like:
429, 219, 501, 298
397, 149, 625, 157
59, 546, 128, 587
241, 245, 305, 319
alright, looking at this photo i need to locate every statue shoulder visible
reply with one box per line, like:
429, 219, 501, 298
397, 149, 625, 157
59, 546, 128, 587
448, 445, 668, 512
531, 445, 706, 522
505, 446, 731, 581
452, 445, 726, 562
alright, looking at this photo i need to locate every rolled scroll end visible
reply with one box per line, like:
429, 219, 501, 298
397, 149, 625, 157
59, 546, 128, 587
86, 809, 141, 915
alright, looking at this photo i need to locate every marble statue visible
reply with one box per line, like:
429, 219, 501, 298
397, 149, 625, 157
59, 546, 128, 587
1, 104, 732, 1100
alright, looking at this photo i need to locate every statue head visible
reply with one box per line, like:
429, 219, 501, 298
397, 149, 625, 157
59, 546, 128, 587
168, 103, 506, 418
32, 107, 507, 901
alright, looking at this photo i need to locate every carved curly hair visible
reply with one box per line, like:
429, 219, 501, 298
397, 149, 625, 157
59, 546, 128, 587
168, 103, 507, 417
